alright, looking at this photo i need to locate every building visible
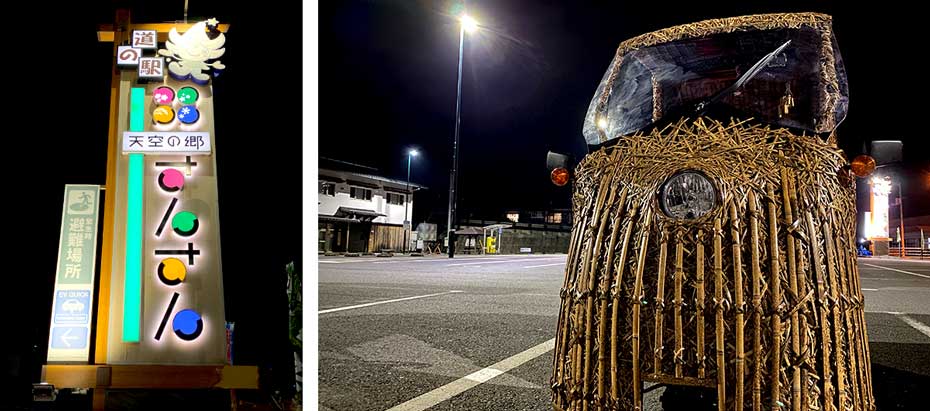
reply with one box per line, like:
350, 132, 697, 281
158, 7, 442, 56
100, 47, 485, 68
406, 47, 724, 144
318, 159, 424, 253
456, 208, 573, 254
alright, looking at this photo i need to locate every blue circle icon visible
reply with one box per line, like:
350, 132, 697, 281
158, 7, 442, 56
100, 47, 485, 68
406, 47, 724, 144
172, 309, 204, 341
178, 105, 200, 124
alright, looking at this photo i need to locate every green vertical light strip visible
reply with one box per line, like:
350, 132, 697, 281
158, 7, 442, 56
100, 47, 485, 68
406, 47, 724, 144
123, 87, 145, 343
130, 88, 145, 131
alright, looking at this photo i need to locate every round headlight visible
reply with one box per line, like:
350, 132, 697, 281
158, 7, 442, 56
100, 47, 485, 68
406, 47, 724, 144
659, 171, 717, 219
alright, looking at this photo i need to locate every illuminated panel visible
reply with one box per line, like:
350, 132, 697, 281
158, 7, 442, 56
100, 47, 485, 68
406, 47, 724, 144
123, 153, 144, 342
868, 176, 892, 239
177, 86, 199, 104
153, 106, 176, 124
157, 258, 187, 286
130, 88, 145, 131
122, 87, 146, 343
172, 211, 200, 237
173, 309, 204, 341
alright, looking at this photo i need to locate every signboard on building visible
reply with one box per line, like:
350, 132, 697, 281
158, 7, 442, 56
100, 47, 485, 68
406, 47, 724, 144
102, 20, 229, 364
47, 185, 100, 362
122, 132, 212, 154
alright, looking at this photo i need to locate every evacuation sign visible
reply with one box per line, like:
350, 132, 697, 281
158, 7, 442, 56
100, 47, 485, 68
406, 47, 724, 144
47, 185, 100, 362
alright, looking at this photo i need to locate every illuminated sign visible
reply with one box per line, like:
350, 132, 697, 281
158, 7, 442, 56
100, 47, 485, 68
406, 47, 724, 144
867, 176, 892, 239
138, 57, 165, 80
132, 30, 157, 49
157, 19, 226, 84
117, 46, 142, 66
121, 131, 211, 154
177, 87, 199, 104
47, 185, 100, 362
102, 20, 228, 365
153, 86, 175, 104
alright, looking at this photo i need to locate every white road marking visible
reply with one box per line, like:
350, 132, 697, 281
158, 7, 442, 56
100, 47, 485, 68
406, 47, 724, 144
896, 314, 930, 339
861, 288, 879, 291
861, 263, 930, 280
385, 338, 556, 411
447, 257, 563, 267
522, 262, 565, 269
318, 291, 463, 314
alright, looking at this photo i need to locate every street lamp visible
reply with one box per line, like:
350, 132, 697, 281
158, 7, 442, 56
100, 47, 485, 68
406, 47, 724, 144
447, 13, 478, 258
404, 149, 418, 254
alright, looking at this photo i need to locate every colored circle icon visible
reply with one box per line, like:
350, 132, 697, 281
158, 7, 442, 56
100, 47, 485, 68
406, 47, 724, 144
178, 105, 200, 124
177, 87, 199, 104
158, 169, 185, 192
172, 309, 204, 341
153, 105, 175, 124
172, 211, 200, 237
157, 258, 187, 286
153, 86, 175, 105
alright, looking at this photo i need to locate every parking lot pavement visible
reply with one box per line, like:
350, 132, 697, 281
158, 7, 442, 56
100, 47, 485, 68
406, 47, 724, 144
319, 255, 930, 410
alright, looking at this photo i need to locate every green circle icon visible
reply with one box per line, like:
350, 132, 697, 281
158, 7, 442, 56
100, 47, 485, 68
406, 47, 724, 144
171, 211, 199, 237
177, 87, 200, 104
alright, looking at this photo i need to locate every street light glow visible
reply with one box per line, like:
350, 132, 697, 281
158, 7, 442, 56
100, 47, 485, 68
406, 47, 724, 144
409, 149, 419, 157
461, 15, 478, 33
597, 116, 608, 130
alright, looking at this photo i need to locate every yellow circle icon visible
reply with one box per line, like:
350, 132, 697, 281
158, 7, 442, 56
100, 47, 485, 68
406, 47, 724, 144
153, 105, 175, 124
158, 258, 187, 285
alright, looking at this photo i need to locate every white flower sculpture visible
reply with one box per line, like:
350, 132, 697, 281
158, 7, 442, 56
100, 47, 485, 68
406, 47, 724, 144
158, 20, 226, 84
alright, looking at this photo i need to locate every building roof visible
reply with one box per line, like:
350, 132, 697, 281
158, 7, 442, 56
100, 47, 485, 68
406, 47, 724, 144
319, 157, 427, 191
334, 207, 385, 221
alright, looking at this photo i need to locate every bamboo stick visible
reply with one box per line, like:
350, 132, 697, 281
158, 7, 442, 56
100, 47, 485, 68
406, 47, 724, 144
749, 190, 763, 411
596, 186, 629, 409
731, 200, 746, 411
806, 210, 834, 411
556, 211, 590, 402
674, 232, 685, 378
611, 205, 638, 402
833, 218, 860, 411
575, 173, 614, 405
821, 212, 847, 410
714, 217, 727, 411
654, 228, 669, 376
787, 173, 810, 411
696, 228, 706, 379
766, 184, 783, 410
632, 208, 654, 410
583, 169, 622, 411
780, 168, 802, 411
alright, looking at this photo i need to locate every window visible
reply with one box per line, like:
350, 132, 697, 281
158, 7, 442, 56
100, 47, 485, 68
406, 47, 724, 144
387, 192, 405, 205
546, 212, 563, 224
350, 187, 372, 201
506, 212, 519, 223
319, 182, 335, 196
528, 211, 545, 221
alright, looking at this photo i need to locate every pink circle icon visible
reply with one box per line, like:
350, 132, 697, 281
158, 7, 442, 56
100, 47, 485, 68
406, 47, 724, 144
158, 168, 185, 192
153, 86, 175, 105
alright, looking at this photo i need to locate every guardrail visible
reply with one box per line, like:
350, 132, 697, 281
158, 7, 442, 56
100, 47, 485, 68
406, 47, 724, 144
889, 247, 929, 258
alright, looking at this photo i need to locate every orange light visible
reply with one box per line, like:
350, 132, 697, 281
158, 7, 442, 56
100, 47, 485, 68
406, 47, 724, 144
551, 167, 569, 186
850, 154, 876, 177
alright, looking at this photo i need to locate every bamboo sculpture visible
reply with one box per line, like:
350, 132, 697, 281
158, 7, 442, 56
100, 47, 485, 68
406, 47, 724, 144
550, 117, 872, 411
551, 11, 871, 411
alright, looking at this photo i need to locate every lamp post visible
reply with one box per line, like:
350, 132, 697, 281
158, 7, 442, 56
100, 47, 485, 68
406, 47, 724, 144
447, 14, 478, 258
404, 149, 418, 254
898, 182, 905, 254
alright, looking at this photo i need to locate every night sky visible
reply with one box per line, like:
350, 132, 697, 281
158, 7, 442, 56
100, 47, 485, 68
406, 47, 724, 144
320, 0, 929, 228
5, 0, 301, 401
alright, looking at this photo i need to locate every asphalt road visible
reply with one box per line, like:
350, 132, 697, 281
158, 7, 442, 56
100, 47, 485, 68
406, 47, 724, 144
318, 255, 930, 411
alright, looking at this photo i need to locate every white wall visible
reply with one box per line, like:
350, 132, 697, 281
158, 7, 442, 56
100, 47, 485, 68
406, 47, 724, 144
319, 181, 413, 225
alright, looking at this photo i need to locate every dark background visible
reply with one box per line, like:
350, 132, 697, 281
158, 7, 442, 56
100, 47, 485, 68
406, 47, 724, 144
3, 0, 302, 405
320, 0, 929, 229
